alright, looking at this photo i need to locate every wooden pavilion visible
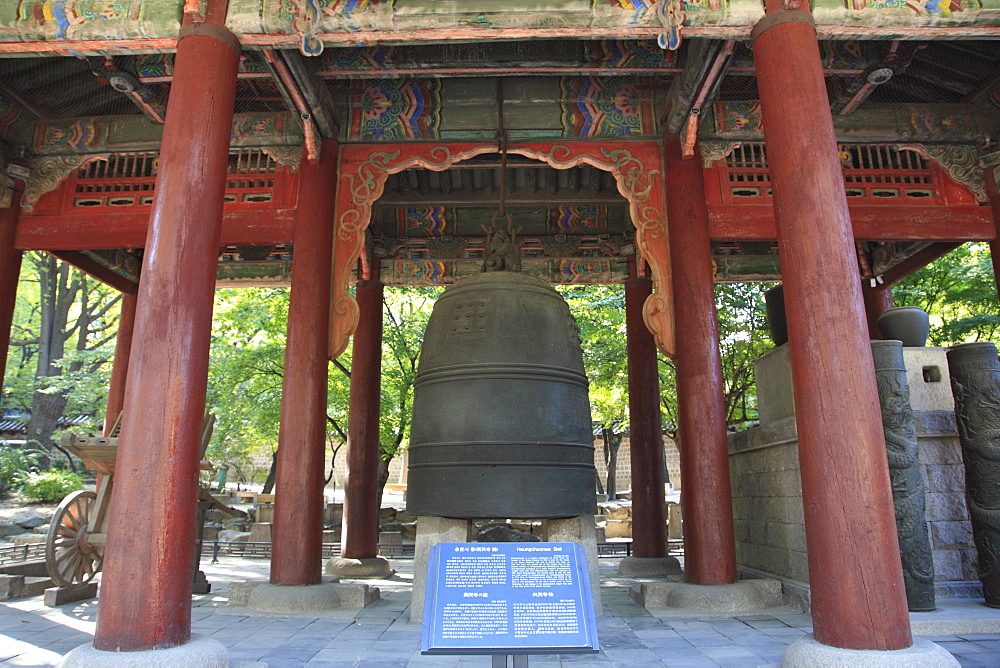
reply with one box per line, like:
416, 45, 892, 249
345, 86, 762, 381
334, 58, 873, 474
0, 0, 998, 662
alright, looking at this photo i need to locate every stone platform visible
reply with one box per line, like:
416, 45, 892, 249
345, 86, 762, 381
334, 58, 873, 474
2, 556, 999, 667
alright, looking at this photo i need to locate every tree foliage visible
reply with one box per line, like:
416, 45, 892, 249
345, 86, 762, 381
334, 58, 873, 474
892, 243, 999, 346
2, 253, 118, 467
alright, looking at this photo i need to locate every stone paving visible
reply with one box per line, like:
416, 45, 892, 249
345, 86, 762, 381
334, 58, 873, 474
1, 556, 999, 667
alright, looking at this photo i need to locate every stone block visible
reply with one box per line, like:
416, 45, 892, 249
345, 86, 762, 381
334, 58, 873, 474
785, 523, 807, 553
255, 503, 274, 523
0, 575, 24, 600
411, 516, 474, 623
960, 549, 980, 581
11, 534, 44, 545
248, 582, 342, 612
541, 516, 602, 619
903, 347, 954, 412
667, 503, 684, 540
202, 526, 220, 541
44, 583, 97, 606
631, 579, 783, 612
932, 549, 964, 582
0, 524, 27, 538
931, 521, 975, 550
603, 519, 631, 538
335, 583, 380, 608
918, 435, 963, 466
247, 523, 272, 543
925, 492, 970, 522
925, 464, 967, 493
788, 550, 809, 583
594, 525, 606, 543
226, 580, 259, 606
217, 529, 250, 543
755, 344, 795, 425
13, 514, 46, 529
601, 503, 631, 521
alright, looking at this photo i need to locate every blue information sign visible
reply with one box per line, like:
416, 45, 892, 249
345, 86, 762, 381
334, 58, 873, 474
421, 542, 600, 656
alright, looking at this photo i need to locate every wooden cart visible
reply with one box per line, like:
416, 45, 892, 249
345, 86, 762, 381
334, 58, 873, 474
45, 414, 223, 588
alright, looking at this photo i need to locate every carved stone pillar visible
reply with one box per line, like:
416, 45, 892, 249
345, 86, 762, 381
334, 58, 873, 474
947, 342, 1000, 608
871, 341, 936, 612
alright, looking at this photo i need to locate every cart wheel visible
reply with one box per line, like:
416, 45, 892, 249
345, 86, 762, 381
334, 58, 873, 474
45, 490, 103, 588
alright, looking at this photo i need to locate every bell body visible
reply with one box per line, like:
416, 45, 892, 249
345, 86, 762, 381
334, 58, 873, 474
406, 271, 597, 519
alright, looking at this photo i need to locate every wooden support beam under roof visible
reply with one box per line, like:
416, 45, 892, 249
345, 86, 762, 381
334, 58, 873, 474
16, 203, 993, 252
48, 250, 138, 294
879, 242, 964, 286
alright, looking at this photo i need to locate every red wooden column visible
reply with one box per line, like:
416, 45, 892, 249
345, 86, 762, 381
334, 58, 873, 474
270, 140, 338, 585
0, 184, 23, 392
664, 135, 738, 585
862, 283, 895, 341
92, 18, 240, 653
986, 166, 1000, 297
341, 276, 384, 560
752, 2, 911, 651
624, 260, 669, 558
103, 291, 137, 436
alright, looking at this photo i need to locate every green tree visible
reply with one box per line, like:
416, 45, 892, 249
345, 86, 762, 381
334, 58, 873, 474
715, 282, 774, 426
207, 287, 296, 488
560, 284, 631, 497
3, 253, 119, 468
892, 243, 999, 346
205, 285, 440, 506
373, 287, 440, 509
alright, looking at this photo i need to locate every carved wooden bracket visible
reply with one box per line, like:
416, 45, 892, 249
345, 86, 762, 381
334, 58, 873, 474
330, 140, 675, 359
23, 154, 110, 210
896, 144, 986, 202
699, 140, 742, 168
262, 146, 302, 172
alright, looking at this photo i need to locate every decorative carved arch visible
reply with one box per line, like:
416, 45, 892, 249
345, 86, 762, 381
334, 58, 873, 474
330, 140, 674, 359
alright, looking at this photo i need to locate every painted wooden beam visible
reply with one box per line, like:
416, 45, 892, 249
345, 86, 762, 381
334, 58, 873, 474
3, 24, 1000, 57
708, 205, 995, 241
16, 209, 295, 250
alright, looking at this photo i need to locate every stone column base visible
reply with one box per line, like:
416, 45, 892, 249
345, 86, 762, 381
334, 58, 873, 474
782, 635, 959, 667
228, 578, 379, 609
60, 634, 227, 667
325, 556, 394, 579
618, 556, 682, 577
248, 582, 341, 612
631, 580, 782, 612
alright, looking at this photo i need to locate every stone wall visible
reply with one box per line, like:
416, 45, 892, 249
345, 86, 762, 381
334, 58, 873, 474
593, 435, 682, 494
917, 411, 979, 595
728, 410, 981, 607
728, 417, 808, 590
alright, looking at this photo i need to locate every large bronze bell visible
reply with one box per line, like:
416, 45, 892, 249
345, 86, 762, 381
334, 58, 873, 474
406, 271, 597, 519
